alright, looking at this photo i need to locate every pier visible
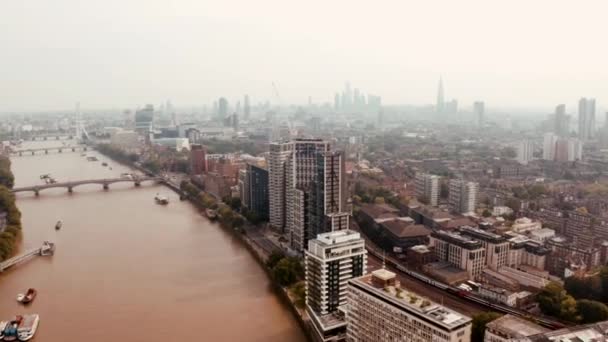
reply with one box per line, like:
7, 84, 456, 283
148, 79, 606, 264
0, 241, 55, 272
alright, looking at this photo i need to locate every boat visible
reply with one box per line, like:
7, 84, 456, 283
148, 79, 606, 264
205, 209, 217, 220
39, 174, 50, 180
3, 316, 22, 341
101, 162, 108, 167
154, 194, 169, 205
55, 220, 62, 230
16, 288, 37, 304
86, 156, 98, 162
0, 321, 7, 339
17, 314, 39, 341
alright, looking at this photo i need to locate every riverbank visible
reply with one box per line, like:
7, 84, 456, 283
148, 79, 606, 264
0, 155, 22, 261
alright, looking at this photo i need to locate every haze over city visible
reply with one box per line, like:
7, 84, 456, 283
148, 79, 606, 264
2, 0, 608, 111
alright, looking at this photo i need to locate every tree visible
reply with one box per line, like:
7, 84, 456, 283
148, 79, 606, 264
538, 282, 580, 322
471, 312, 502, 342
266, 251, 285, 269
565, 276, 602, 301
273, 257, 303, 287
577, 300, 608, 323
291, 282, 306, 308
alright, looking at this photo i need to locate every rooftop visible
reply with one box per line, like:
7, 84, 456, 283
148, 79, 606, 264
486, 314, 548, 338
351, 269, 471, 330
381, 220, 431, 239
315, 230, 362, 246
520, 320, 608, 342
431, 230, 483, 250
460, 225, 507, 244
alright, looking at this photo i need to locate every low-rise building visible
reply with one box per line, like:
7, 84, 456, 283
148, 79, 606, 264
484, 314, 548, 342
429, 230, 486, 279
515, 320, 608, 342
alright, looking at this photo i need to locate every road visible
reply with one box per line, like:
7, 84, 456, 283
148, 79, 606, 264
366, 251, 485, 317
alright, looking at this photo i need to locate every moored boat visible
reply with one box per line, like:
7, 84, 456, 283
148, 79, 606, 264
101, 162, 108, 166
17, 314, 39, 341
55, 220, 62, 230
154, 194, 169, 205
205, 209, 217, 220
17, 288, 37, 304
3, 316, 22, 341
0, 321, 7, 339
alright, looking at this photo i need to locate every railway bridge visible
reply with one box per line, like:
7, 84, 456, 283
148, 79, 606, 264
12, 176, 163, 196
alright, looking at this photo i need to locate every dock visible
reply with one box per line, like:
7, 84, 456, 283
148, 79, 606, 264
0, 241, 55, 272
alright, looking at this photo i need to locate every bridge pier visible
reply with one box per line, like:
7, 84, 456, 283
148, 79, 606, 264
84, 147, 88, 151
34, 189, 39, 196
72, 147, 75, 152
58, 149, 62, 153
103, 183, 109, 190
43, 137, 47, 141
56, 136, 60, 140
68, 186, 73, 193
45, 149, 48, 154
18, 152, 22, 156
134, 181, 141, 187
31, 151, 35, 156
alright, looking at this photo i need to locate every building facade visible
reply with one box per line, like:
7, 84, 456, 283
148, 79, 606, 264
430, 230, 486, 279
448, 179, 478, 214
415, 173, 440, 206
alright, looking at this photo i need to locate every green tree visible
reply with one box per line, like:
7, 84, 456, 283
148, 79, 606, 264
577, 300, 608, 323
266, 251, 285, 269
565, 276, 602, 301
538, 282, 580, 322
471, 312, 502, 342
291, 282, 306, 308
273, 258, 301, 286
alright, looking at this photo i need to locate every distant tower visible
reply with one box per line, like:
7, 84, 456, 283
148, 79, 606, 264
555, 104, 567, 137
243, 95, 251, 120
474, 101, 485, 128
218, 97, 228, 122
578, 98, 596, 141
436, 77, 445, 114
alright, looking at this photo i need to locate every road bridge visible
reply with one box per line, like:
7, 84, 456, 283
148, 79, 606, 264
11, 145, 92, 156
12, 176, 163, 195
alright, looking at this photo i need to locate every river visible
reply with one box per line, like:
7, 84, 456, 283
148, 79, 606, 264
0, 140, 307, 342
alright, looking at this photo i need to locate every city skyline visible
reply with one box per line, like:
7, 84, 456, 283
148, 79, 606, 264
2, 0, 608, 111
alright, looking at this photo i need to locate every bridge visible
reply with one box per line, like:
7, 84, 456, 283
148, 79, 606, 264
12, 176, 164, 196
24, 134, 74, 141
10, 145, 92, 156
0, 241, 55, 272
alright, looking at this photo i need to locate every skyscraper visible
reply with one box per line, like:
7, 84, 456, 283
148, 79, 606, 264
415, 173, 440, 206
449, 179, 478, 214
305, 230, 366, 341
474, 101, 485, 128
347, 269, 472, 342
135, 104, 154, 135
578, 97, 596, 141
243, 95, 250, 120
218, 97, 228, 122
268, 141, 293, 232
436, 77, 445, 114
554, 104, 568, 137
245, 164, 269, 221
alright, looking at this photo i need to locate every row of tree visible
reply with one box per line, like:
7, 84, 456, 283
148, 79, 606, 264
538, 281, 608, 324
266, 251, 304, 287
0, 156, 22, 261
96, 144, 138, 164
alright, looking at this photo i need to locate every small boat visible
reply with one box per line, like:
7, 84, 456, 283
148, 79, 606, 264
0, 321, 7, 339
101, 162, 108, 167
86, 156, 98, 162
39, 174, 50, 180
55, 220, 62, 230
17, 314, 39, 341
154, 194, 169, 205
17, 288, 37, 304
205, 209, 217, 220
3, 316, 22, 342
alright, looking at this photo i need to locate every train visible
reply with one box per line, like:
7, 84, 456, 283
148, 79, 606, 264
366, 247, 566, 329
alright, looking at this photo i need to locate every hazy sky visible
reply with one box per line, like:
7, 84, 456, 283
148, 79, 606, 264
1, 0, 607, 112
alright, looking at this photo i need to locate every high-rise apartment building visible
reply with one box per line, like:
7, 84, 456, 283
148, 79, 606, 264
448, 179, 478, 214
268, 141, 293, 231
516, 140, 534, 165
347, 269, 472, 342
305, 230, 366, 342
246, 164, 269, 221
543, 133, 558, 161
415, 173, 440, 206
555, 138, 582, 162
578, 97, 596, 141
474, 101, 485, 128
429, 230, 486, 279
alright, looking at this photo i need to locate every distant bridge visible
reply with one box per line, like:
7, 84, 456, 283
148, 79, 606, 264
12, 176, 163, 196
10, 145, 92, 156
24, 134, 74, 141
0, 241, 55, 272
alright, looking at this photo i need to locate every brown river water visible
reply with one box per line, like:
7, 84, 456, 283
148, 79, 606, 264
0, 140, 306, 342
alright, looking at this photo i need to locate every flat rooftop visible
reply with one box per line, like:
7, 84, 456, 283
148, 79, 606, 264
351, 269, 471, 330
523, 320, 608, 342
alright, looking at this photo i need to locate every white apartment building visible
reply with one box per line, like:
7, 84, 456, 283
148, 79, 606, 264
306, 230, 367, 342
449, 179, 478, 214
347, 269, 472, 342
268, 141, 293, 231
415, 173, 440, 206
516, 140, 534, 165
460, 226, 510, 271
